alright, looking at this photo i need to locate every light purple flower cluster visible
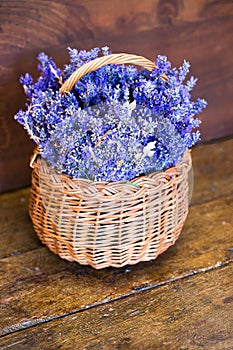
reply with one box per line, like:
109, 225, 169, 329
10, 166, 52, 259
15, 46, 207, 181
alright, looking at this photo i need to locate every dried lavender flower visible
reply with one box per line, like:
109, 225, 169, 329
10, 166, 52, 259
14, 46, 207, 182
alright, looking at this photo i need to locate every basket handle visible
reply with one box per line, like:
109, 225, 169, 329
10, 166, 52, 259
60, 53, 168, 94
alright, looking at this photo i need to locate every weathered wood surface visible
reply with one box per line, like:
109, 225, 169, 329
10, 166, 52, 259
191, 138, 233, 205
0, 138, 232, 347
0, 188, 41, 259
1, 0, 233, 191
1, 264, 232, 349
0, 195, 232, 337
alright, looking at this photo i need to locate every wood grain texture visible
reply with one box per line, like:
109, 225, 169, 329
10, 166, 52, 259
0, 0, 233, 191
0, 138, 232, 346
191, 138, 233, 205
1, 263, 232, 349
0, 188, 42, 259
0, 194, 232, 336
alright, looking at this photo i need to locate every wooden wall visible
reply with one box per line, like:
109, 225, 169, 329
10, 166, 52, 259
0, 0, 233, 192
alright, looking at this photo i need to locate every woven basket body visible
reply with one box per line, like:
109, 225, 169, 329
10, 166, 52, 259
29, 150, 192, 269
28, 52, 192, 269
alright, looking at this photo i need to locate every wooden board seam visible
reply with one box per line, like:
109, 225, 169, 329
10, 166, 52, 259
1, 260, 232, 338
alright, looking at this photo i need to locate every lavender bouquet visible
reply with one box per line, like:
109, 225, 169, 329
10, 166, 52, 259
15, 46, 207, 182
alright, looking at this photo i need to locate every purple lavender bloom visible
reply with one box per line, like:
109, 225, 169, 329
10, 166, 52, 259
14, 46, 207, 182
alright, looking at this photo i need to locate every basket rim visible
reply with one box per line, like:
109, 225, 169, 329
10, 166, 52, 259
31, 148, 192, 188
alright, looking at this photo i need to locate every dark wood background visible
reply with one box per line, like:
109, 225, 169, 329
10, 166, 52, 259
0, 0, 233, 193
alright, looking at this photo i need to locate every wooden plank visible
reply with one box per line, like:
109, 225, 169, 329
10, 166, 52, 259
0, 195, 232, 336
1, 138, 232, 259
0, 263, 232, 349
0, 188, 42, 259
191, 138, 233, 205
1, 0, 233, 191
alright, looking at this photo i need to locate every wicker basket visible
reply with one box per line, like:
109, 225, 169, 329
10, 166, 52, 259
29, 53, 192, 269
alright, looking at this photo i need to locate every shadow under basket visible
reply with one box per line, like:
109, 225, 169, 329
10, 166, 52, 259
29, 150, 192, 269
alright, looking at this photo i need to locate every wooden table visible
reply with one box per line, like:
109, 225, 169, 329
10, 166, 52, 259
0, 138, 232, 349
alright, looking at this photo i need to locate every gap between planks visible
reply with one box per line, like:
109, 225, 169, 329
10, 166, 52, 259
0, 259, 232, 338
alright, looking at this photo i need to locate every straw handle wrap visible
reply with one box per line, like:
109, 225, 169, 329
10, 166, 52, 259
60, 53, 168, 94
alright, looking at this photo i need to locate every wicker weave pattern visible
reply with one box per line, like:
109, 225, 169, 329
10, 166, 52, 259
29, 151, 192, 269
29, 53, 191, 268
